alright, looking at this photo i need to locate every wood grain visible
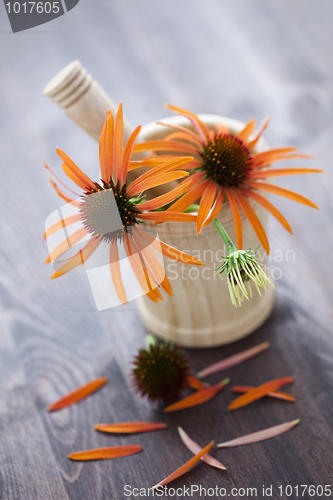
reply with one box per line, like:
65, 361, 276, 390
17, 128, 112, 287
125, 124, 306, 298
0, 0, 332, 498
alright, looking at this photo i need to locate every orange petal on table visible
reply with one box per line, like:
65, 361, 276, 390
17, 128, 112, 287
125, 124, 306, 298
228, 376, 294, 410
178, 427, 226, 470
138, 179, 193, 211
240, 187, 292, 234
187, 376, 210, 391
50, 236, 101, 278
225, 188, 243, 249
203, 188, 223, 227
217, 419, 300, 448
197, 341, 270, 378
109, 240, 127, 305
152, 441, 214, 489
99, 110, 114, 182
94, 422, 167, 434
163, 378, 230, 412
68, 444, 142, 461
232, 386, 296, 402
245, 180, 319, 209
127, 171, 189, 197
57, 148, 95, 191
237, 119, 256, 142
248, 168, 323, 179
139, 212, 197, 223
48, 377, 108, 411
196, 181, 217, 235
133, 140, 198, 155
44, 214, 82, 240
233, 189, 270, 254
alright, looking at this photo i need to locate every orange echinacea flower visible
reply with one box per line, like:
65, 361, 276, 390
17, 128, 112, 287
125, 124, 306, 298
44, 105, 204, 304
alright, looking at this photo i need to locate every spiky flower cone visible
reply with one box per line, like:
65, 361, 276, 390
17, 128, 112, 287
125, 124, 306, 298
132, 343, 190, 403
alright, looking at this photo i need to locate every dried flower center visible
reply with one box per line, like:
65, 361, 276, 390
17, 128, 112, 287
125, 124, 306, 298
199, 134, 252, 187
80, 181, 139, 243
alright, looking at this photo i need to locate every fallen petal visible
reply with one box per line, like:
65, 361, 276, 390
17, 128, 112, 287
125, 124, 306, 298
178, 427, 226, 470
163, 378, 229, 412
197, 342, 270, 378
152, 441, 214, 489
48, 377, 108, 412
187, 376, 210, 391
68, 445, 142, 461
232, 386, 296, 402
217, 419, 300, 448
228, 377, 294, 410
94, 422, 167, 434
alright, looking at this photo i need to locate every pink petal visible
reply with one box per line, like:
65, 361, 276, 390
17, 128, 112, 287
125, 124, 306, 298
197, 342, 270, 379
217, 419, 300, 448
178, 427, 226, 470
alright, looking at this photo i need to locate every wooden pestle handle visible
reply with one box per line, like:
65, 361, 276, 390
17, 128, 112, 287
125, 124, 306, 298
43, 60, 177, 197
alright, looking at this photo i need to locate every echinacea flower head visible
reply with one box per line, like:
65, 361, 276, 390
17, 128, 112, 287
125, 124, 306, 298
44, 104, 204, 304
133, 104, 323, 254
214, 247, 274, 307
132, 342, 190, 403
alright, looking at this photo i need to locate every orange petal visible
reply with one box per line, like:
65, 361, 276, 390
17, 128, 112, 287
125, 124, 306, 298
152, 441, 214, 489
138, 179, 193, 211
217, 419, 300, 448
50, 236, 101, 278
156, 121, 204, 144
225, 188, 243, 249
237, 119, 256, 142
128, 171, 189, 198
139, 211, 197, 223
109, 240, 127, 304
113, 103, 123, 184
245, 180, 319, 208
121, 125, 142, 184
167, 173, 208, 212
252, 147, 298, 165
248, 168, 323, 179
68, 445, 142, 461
135, 227, 204, 266
46, 227, 87, 264
99, 110, 114, 182
232, 386, 296, 402
203, 188, 223, 227
44, 214, 82, 240
48, 377, 108, 411
240, 187, 292, 234
48, 177, 75, 203
163, 378, 229, 412
133, 140, 198, 155
228, 376, 294, 410
178, 427, 226, 470
94, 422, 167, 434
233, 189, 270, 254
247, 116, 270, 149
62, 163, 88, 191
165, 103, 210, 140
164, 131, 203, 146
187, 376, 210, 391
216, 123, 230, 135
57, 148, 95, 191
253, 153, 315, 169
196, 181, 217, 235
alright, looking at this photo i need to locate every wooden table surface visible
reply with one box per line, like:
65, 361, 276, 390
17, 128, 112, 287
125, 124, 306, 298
0, 1, 332, 498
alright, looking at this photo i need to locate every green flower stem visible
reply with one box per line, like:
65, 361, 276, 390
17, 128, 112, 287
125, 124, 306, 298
212, 218, 237, 254
183, 203, 237, 253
